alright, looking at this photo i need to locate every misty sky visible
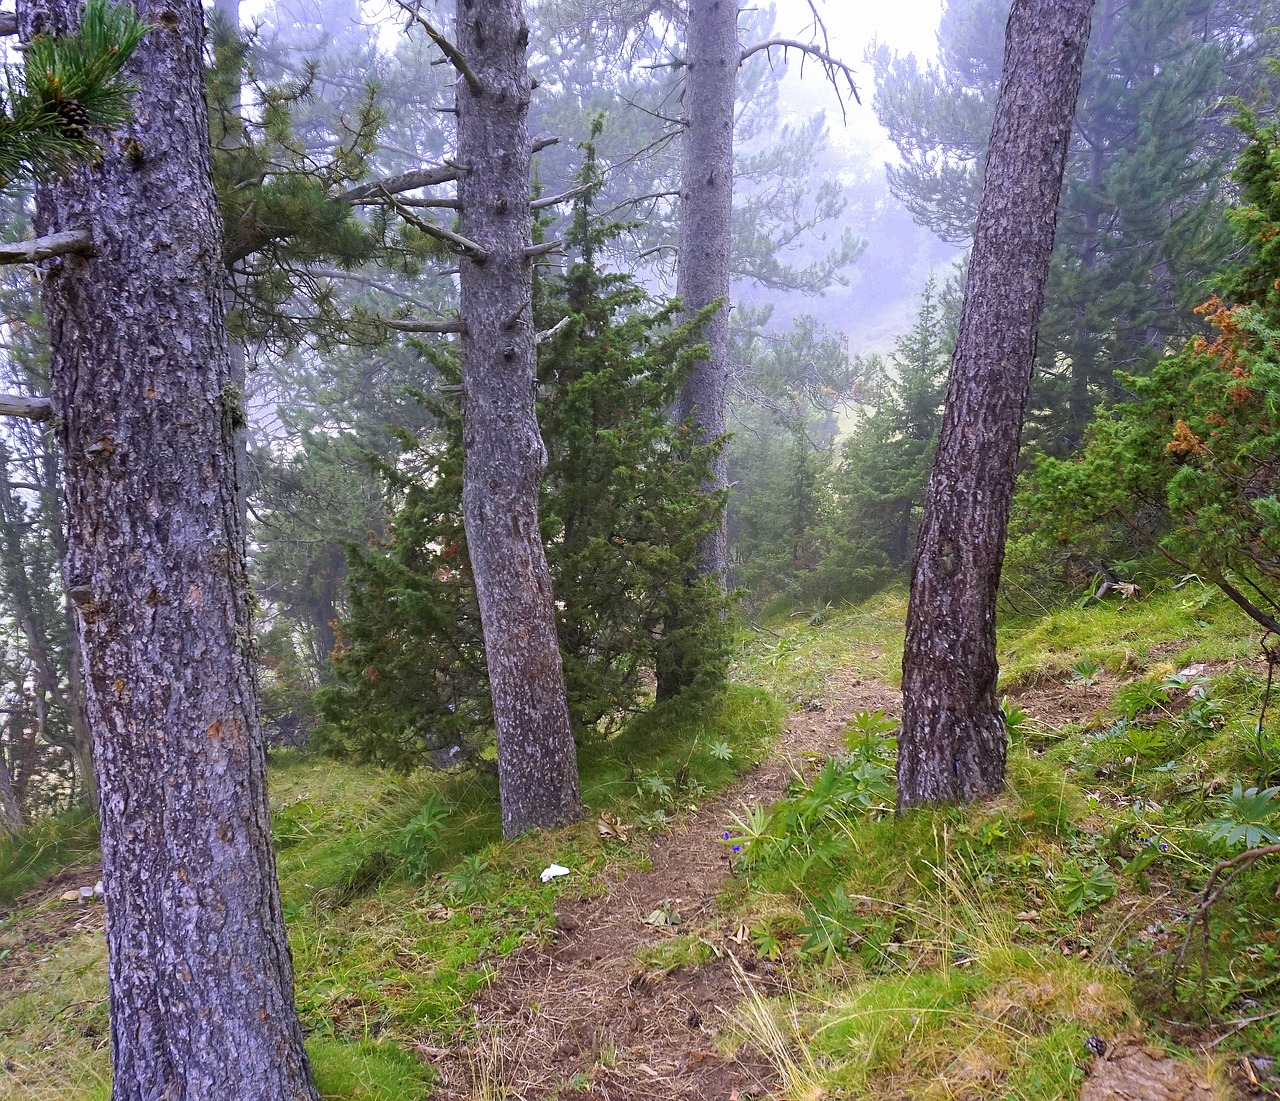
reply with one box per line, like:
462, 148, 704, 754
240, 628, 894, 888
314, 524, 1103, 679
770, 0, 943, 158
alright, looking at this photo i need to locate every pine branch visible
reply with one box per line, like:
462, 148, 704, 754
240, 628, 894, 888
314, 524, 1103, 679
380, 188, 489, 261
0, 0, 149, 185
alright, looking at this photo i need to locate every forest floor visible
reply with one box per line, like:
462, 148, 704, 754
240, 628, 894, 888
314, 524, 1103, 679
3, 584, 1280, 1100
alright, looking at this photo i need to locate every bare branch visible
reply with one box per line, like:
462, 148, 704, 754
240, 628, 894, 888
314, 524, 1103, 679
739, 37, 861, 120
535, 316, 572, 345
0, 229, 94, 265
379, 317, 465, 334
340, 162, 463, 205
523, 241, 562, 259
531, 185, 590, 211
0, 394, 53, 420
381, 189, 490, 261
0, 11, 16, 34
392, 0, 482, 94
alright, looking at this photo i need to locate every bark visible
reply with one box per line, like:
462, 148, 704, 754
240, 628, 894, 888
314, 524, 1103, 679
656, 0, 737, 700
675, 0, 736, 588
455, 0, 582, 838
19, 0, 319, 1094
898, 0, 1094, 810
0, 741, 23, 835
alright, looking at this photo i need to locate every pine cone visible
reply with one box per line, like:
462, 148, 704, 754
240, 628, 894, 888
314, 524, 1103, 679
56, 98, 90, 142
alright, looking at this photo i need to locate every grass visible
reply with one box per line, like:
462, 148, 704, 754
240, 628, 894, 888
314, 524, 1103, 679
5, 576, 1279, 1098
736, 588, 908, 705
0, 803, 100, 903
715, 576, 1278, 1098
0, 684, 785, 1099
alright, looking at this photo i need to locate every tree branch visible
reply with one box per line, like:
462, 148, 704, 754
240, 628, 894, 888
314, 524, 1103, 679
0, 11, 16, 34
378, 316, 465, 334
523, 240, 562, 259
535, 315, 572, 345
341, 162, 463, 205
0, 229, 94, 265
392, 0, 482, 94
531, 185, 590, 211
381, 189, 490, 261
0, 394, 52, 420
739, 38, 860, 119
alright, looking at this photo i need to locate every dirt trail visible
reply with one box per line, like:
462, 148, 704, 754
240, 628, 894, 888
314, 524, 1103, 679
428, 670, 898, 1101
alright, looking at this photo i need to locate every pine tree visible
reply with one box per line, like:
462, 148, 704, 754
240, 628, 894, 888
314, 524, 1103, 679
898, 0, 1093, 809
833, 276, 952, 573
872, 0, 1264, 450
17, 0, 320, 1091
322, 148, 729, 768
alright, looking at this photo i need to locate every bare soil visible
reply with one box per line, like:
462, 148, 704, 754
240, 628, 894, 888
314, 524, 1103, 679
0, 862, 104, 1000
427, 670, 897, 1100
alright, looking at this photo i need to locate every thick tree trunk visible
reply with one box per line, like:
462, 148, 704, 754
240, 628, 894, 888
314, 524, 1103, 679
455, 0, 582, 838
675, 0, 736, 587
656, 0, 737, 700
898, 0, 1093, 809
19, 0, 319, 1095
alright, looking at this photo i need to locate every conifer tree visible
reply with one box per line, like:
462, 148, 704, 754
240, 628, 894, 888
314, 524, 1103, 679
322, 143, 729, 767
898, 0, 1093, 809
17, 0, 321, 1092
872, 0, 1262, 449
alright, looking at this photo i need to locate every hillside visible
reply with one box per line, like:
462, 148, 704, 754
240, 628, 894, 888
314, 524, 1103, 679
3, 582, 1279, 1099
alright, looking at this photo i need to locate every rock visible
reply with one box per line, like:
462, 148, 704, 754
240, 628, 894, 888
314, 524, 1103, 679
60, 889, 80, 903
93, 880, 104, 898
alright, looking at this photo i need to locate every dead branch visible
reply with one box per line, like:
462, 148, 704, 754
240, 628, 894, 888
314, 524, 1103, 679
392, 0, 482, 94
0, 229, 94, 265
380, 189, 490, 262
738, 37, 860, 119
378, 317, 465, 334
531, 185, 590, 211
0, 11, 16, 34
1173, 844, 1280, 990
0, 394, 52, 420
535, 315, 572, 345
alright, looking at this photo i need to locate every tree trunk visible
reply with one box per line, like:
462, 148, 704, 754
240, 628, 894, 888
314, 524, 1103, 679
0, 740, 23, 836
897, 0, 1094, 810
19, 0, 319, 1094
656, 0, 737, 700
455, 0, 582, 838
675, 0, 736, 587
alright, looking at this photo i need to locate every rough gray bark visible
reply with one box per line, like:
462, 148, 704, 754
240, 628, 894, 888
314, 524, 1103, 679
897, 0, 1094, 809
675, 0, 736, 587
18, 0, 319, 1094
0, 744, 22, 835
455, 0, 582, 838
656, 0, 737, 701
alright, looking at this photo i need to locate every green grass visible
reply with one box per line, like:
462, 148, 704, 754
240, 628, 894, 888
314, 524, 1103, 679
718, 581, 1277, 1098
999, 580, 1259, 688
0, 803, 100, 903
736, 589, 907, 705
0, 684, 786, 1096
